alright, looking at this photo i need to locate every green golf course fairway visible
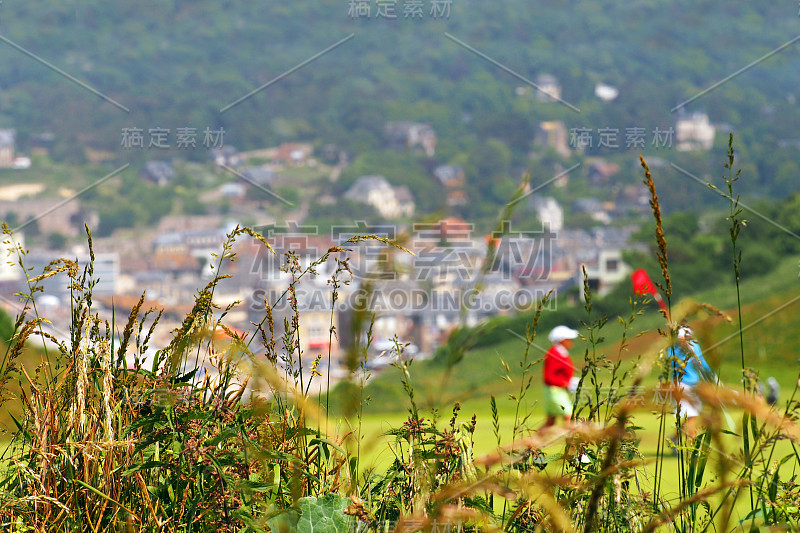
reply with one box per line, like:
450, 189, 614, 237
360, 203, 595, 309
339, 395, 798, 528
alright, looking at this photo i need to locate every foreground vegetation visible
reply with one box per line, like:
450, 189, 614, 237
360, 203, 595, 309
1, 141, 799, 531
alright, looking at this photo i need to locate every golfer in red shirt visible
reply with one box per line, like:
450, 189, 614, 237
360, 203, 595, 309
542, 325, 579, 428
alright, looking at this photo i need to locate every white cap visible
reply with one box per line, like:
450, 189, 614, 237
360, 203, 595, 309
549, 325, 579, 344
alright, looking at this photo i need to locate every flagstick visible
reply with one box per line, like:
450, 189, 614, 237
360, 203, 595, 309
652, 291, 670, 319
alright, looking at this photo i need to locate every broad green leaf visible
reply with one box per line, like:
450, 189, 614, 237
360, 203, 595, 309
296, 495, 355, 533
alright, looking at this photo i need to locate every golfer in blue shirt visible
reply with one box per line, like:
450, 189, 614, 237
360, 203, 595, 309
669, 326, 714, 439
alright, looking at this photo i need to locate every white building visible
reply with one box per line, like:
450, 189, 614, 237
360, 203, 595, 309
13, 156, 31, 170
344, 175, 415, 219
581, 249, 629, 297
385, 122, 437, 157
594, 83, 619, 102
536, 74, 562, 102
530, 196, 563, 232
676, 112, 716, 151
76, 252, 120, 296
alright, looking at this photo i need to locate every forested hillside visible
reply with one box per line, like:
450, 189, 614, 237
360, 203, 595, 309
0, 0, 798, 216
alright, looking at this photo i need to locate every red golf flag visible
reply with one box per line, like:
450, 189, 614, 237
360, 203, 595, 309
631, 268, 669, 315
631, 268, 658, 296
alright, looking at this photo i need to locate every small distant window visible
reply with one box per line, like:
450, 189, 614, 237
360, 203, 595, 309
606, 259, 619, 272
